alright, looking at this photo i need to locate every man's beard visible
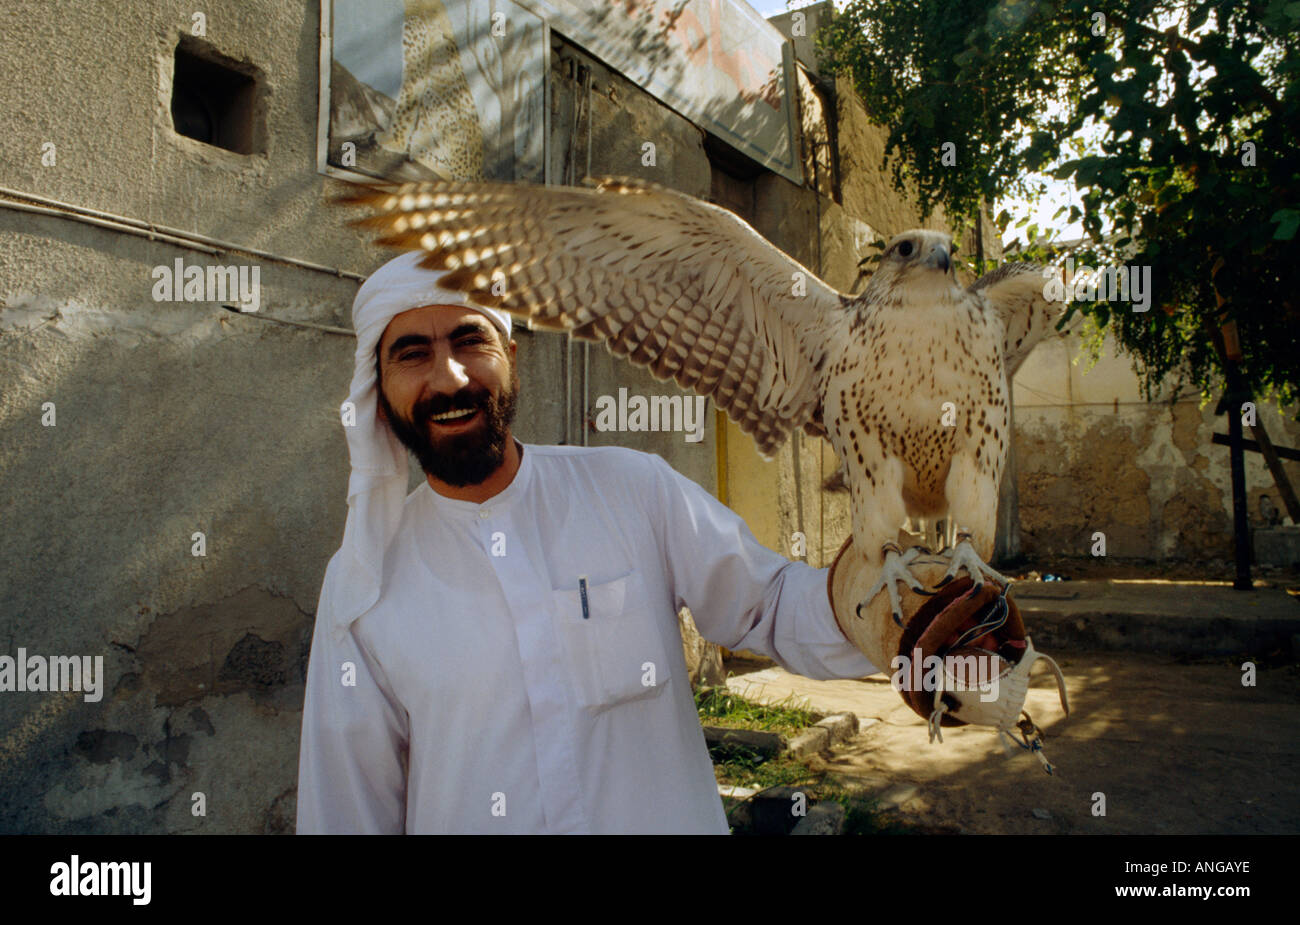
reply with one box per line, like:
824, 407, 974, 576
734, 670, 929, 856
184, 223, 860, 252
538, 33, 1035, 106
378, 364, 520, 487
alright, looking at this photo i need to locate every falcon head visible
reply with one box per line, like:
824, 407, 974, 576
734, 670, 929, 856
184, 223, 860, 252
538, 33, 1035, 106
882, 230, 955, 275
863, 229, 959, 302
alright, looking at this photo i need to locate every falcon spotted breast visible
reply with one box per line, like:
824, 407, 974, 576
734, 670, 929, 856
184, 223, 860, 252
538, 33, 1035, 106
337, 176, 1064, 621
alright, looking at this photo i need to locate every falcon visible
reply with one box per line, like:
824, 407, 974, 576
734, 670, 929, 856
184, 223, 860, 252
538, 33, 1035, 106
336, 176, 1064, 621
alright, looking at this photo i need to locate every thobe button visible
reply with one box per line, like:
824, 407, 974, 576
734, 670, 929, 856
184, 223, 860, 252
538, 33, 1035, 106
478, 510, 490, 519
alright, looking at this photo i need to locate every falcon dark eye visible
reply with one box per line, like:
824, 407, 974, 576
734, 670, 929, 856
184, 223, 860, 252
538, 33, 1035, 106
897, 240, 913, 257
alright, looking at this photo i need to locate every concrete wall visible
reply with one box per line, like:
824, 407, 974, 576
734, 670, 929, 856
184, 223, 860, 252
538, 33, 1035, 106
0, 0, 376, 834
1012, 328, 1300, 562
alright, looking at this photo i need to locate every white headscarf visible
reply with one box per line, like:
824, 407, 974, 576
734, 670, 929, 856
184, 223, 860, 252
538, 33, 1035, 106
318, 251, 513, 643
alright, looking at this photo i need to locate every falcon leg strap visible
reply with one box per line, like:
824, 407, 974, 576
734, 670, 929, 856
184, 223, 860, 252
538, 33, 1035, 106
997, 712, 1058, 775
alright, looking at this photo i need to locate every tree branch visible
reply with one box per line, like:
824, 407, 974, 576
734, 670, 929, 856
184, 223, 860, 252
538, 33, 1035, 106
1106, 12, 1283, 118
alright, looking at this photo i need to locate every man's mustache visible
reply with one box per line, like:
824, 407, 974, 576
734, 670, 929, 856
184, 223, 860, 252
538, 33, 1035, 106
412, 387, 491, 421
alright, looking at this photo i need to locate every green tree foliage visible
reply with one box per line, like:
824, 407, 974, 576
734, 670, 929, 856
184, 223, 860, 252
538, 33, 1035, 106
818, 0, 1300, 410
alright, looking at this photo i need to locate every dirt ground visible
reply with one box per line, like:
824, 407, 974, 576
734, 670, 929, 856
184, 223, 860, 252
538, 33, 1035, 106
724, 649, 1300, 835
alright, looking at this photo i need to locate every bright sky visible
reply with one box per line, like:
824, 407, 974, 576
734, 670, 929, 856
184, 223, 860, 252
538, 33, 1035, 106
748, 0, 820, 15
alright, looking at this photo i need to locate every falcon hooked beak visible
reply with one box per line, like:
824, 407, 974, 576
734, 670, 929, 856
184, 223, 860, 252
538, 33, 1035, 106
880, 230, 955, 280
922, 241, 952, 274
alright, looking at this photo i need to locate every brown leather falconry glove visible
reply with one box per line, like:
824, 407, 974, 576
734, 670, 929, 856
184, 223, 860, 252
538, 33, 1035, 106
827, 536, 1069, 772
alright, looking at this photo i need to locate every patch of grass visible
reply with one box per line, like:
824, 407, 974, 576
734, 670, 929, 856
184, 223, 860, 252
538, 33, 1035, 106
695, 684, 819, 736
713, 751, 819, 790
698, 683, 931, 835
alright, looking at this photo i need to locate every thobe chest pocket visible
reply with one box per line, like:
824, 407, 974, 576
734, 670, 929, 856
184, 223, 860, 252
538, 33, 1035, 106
551, 570, 672, 715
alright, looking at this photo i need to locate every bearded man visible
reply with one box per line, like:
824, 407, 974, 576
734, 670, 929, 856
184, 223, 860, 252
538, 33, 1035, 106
295, 252, 877, 834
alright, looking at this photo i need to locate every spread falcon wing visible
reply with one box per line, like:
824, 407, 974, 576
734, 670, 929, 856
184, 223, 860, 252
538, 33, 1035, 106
968, 261, 1062, 378
336, 176, 849, 457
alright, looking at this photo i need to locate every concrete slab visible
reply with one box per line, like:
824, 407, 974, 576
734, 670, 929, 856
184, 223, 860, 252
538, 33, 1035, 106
787, 726, 830, 758
1012, 580, 1300, 656
1253, 526, 1300, 568
790, 800, 846, 835
701, 725, 787, 758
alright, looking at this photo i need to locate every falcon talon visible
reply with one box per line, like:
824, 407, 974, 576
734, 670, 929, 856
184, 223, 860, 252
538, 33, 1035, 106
861, 544, 929, 627
940, 537, 1009, 588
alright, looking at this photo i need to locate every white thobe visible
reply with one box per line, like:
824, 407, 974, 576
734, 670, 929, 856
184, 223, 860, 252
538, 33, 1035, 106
296, 443, 877, 834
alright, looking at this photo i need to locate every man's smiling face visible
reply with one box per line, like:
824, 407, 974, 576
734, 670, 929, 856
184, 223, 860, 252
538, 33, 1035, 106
375, 305, 519, 487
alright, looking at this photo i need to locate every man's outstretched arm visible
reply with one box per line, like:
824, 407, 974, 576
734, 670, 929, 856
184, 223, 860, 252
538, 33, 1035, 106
646, 454, 878, 681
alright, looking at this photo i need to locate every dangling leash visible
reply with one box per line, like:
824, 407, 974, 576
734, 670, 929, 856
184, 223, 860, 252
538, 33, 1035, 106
998, 712, 1058, 775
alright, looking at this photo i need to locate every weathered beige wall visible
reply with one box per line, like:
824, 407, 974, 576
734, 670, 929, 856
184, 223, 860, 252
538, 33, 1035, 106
1013, 328, 1300, 561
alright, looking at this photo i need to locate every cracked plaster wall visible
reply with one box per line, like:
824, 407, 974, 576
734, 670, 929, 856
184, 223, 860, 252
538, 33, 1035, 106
0, 0, 374, 833
1013, 329, 1300, 562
